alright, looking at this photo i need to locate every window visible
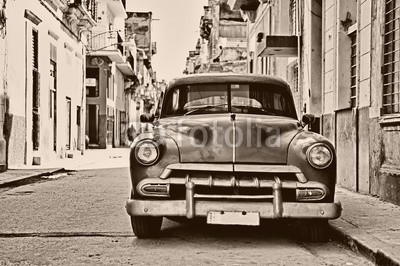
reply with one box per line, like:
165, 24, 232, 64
350, 33, 357, 107
77, 106, 81, 126
106, 106, 114, 145
50, 43, 57, 151
50, 58, 57, 118
383, 0, 400, 114
66, 97, 71, 150
32, 28, 40, 151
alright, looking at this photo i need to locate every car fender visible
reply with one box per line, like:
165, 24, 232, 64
287, 130, 337, 202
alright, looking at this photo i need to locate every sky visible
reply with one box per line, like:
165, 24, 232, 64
127, 0, 208, 82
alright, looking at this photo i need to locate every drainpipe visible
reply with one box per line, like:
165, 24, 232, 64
80, 45, 85, 154
296, 0, 302, 117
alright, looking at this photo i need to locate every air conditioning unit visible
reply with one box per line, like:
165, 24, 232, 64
257, 35, 298, 57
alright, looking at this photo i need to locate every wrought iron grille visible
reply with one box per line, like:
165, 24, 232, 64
383, 0, 400, 114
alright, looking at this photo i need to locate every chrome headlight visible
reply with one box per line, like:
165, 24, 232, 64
135, 140, 160, 166
306, 143, 333, 169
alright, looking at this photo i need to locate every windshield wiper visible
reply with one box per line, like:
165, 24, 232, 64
231, 105, 275, 115
184, 103, 228, 115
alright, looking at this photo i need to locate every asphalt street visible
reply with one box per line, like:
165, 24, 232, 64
0, 165, 372, 265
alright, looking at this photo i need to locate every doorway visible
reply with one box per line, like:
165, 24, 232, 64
87, 104, 99, 145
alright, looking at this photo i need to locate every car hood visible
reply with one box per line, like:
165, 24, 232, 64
155, 114, 302, 164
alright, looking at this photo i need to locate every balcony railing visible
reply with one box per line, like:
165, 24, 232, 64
89, 30, 124, 55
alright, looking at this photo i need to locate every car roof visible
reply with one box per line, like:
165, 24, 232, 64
166, 73, 292, 94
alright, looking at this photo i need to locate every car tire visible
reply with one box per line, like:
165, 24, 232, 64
296, 219, 330, 242
131, 216, 163, 238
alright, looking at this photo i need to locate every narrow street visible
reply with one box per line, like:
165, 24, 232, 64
0, 166, 371, 265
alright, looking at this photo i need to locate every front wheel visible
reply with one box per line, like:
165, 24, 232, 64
131, 216, 163, 238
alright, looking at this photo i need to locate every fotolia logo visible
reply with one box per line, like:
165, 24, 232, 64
132, 118, 282, 148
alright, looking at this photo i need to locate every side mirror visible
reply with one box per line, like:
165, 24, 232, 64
302, 114, 320, 133
301, 114, 315, 125
140, 113, 155, 123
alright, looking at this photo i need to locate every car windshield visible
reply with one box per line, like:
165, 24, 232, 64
163, 83, 296, 118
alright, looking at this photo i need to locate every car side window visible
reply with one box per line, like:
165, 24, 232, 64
165, 88, 180, 115
273, 92, 286, 111
172, 89, 180, 112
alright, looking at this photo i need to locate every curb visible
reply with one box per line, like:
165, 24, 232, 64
330, 219, 400, 266
0, 168, 66, 187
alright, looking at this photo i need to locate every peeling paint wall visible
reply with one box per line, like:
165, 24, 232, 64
4, 0, 86, 166
321, 0, 400, 205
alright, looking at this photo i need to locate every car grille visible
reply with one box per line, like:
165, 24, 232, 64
167, 170, 298, 201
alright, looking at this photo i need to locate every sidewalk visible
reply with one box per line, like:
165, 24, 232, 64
0, 148, 131, 186
0, 151, 399, 265
331, 187, 400, 265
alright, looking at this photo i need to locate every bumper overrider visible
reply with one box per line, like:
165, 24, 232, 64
126, 164, 342, 221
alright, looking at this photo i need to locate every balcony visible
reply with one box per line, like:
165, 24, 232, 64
88, 30, 125, 63
116, 53, 135, 77
88, 30, 135, 76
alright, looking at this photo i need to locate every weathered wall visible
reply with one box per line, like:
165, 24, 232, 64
321, 0, 400, 205
335, 109, 357, 190
321, 113, 335, 147
369, 117, 381, 196
301, 0, 322, 116
357, 107, 370, 193
5, 0, 85, 166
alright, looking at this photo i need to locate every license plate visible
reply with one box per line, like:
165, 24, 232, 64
207, 211, 260, 226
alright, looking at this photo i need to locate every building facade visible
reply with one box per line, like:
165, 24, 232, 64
229, 0, 400, 205
321, 0, 400, 205
125, 11, 160, 135
185, 0, 248, 74
85, 0, 135, 149
228, 0, 313, 119
1, 0, 95, 167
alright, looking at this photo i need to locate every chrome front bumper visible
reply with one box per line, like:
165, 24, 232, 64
126, 179, 342, 220
126, 199, 342, 219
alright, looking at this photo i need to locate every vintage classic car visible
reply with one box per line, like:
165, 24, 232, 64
126, 73, 341, 241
